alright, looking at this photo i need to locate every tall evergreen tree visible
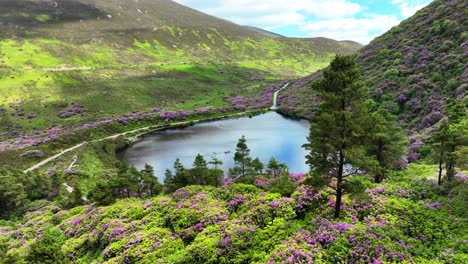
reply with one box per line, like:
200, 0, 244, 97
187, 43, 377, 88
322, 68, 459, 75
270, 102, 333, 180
303, 55, 376, 218
233, 135, 253, 179
114, 162, 132, 198
88, 180, 116, 206
432, 102, 467, 183
209, 157, 224, 187
173, 158, 185, 175
209, 157, 223, 169
192, 154, 209, 184
368, 110, 407, 183
163, 158, 189, 191
163, 169, 176, 192
432, 120, 450, 185
128, 166, 143, 198
141, 164, 162, 196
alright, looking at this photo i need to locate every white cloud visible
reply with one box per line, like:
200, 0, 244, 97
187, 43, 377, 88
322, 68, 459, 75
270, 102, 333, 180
301, 0, 362, 19
176, 0, 362, 23
175, 0, 430, 44
391, 0, 431, 17
301, 15, 400, 44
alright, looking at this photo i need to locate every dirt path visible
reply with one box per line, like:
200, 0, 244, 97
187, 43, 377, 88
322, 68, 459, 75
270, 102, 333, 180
40, 66, 92, 71
22, 111, 253, 173
22, 79, 290, 174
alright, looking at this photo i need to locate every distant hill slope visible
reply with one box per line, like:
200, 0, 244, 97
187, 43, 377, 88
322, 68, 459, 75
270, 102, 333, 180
0, 0, 361, 142
279, 0, 467, 142
242, 26, 285, 38
0, 0, 361, 65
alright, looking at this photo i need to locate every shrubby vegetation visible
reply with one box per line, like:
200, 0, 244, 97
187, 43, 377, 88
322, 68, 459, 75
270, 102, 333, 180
0, 166, 467, 263
0, 54, 466, 264
278, 0, 467, 166
0, 1, 466, 263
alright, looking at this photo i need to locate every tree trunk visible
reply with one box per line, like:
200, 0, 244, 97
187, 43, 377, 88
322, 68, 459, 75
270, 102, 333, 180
446, 145, 456, 182
335, 151, 344, 218
242, 159, 245, 178
375, 141, 384, 183
438, 141, 444, 185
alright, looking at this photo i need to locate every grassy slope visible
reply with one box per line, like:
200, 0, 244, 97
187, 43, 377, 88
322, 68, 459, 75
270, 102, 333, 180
0, 0, 360, 140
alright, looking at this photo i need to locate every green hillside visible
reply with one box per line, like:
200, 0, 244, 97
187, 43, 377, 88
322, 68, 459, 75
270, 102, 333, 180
0, 0, 361, 153
280, 0, 468, 161
278, 0, 467, 144
0, 1, 467, 263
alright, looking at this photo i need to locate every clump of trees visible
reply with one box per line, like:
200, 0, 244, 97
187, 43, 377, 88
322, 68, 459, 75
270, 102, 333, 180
89, 163, 163, 205
0, 168, 72, 219
163, 155, 224, 192
162, 135, 290, 192
431, 102, 467, 185
303, 55, 407, 218
26, 227, 68, 264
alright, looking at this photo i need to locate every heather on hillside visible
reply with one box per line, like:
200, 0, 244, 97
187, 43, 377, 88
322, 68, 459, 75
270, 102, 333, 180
0, 45, 465, 264
0, 0, 360, 152
278, 0, 467, 144
1, 172, 467, 263
0, 0, 467, 263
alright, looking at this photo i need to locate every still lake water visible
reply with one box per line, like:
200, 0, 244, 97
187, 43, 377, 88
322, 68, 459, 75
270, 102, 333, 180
118, 112, 310, 180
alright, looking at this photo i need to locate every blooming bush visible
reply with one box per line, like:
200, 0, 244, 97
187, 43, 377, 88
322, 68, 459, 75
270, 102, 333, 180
1, 167, 467, 263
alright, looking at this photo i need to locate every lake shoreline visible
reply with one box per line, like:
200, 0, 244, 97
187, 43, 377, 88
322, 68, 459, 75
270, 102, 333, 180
118, 111, 310, 177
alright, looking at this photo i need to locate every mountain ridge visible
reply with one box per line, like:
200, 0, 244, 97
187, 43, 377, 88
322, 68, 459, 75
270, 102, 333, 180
278, 0, 467, 158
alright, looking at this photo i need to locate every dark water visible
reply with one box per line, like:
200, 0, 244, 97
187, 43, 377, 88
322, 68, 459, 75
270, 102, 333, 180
118, 112, 310, 180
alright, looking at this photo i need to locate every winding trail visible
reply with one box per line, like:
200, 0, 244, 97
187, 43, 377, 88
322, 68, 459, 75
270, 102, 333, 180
270, 83, 289, 110
23, 82, 290, 174
23, 112, 251, 173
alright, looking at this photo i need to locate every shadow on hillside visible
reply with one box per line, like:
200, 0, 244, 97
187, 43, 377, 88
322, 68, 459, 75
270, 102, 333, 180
48, 64, 277, 112
0, 0, 105, 31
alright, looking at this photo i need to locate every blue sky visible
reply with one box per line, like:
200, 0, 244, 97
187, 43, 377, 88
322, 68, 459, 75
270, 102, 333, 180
175, 0, 432, 44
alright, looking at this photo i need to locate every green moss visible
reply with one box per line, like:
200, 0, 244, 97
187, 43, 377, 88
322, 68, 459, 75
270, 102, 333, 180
35, 14, 50, 23
0, 39, 61, 68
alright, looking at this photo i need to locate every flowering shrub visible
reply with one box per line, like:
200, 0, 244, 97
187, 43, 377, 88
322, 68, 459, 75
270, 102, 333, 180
1, 167, 467, 263
291, 185, 329, 216
57, 103, 85, 118
19, 150, 44, 158
276, 0, 467, 148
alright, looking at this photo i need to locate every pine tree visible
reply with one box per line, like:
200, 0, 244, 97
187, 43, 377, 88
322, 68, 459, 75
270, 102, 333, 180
128, 166, 143, 198
368, 110, 407, 183
432, 102, 467, 183
165, 158, 189, 190
432, 120, 450, 185
163, 169, 176, 192
303, 55, 376, 218
233, 135, 253, 179
267, 157, 287, 178
141, 164, 162, 196
192, 154, 209, 184
88, 180, 116, 206
209, 157, 223, 169
173, 158, 185, 175
251, 157, 265, 174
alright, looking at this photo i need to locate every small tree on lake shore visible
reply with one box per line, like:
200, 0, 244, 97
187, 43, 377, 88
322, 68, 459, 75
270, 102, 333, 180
230, 135, 253, 179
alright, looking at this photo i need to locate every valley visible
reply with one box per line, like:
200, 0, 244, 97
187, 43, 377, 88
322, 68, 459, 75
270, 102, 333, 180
0, 0, 467, 263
